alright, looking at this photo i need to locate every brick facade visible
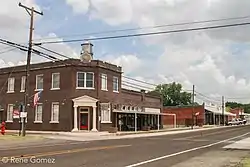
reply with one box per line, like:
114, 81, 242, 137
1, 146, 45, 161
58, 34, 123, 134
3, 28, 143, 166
0, 59, 162, 132
163, 105, 205, 127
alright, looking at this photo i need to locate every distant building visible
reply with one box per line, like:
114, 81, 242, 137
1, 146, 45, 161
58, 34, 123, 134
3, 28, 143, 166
0, 42, 163, 132
163, 103, 236, 127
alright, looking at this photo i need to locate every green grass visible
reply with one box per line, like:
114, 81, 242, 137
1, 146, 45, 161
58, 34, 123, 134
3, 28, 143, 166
0, 134, 43, 141
241, 158, 250, 167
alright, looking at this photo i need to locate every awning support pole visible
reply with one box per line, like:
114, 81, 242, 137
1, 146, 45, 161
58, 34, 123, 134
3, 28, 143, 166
174, 114, 176, 128
135, 113, 137, 132
157, 114, 160, 131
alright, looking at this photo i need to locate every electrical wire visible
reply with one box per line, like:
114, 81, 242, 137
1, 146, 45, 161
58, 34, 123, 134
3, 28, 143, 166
36, 21, 250, 45
32, 14, 250, 42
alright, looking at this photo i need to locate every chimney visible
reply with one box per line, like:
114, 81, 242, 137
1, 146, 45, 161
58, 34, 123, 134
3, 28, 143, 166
80, 41, 93, 62
141, 89, 145, 101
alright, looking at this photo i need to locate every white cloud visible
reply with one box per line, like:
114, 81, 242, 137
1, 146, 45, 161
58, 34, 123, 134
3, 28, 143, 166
71, 0, 250, 103
102, 54, 142, 74
66, 0, 90, 15
0, 0, 78, 67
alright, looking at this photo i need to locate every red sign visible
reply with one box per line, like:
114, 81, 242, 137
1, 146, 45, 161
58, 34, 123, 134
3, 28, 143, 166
13, 110, 20, 118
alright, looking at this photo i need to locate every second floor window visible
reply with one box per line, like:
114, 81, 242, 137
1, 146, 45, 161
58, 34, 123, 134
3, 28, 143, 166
20, 76, 26, 92
101, 74, 107, 90
36, 74, 43, 90
77, 72, 94, 89
113, 76, 119, 92
51, 73, 60, 89
7, 77, 15, 93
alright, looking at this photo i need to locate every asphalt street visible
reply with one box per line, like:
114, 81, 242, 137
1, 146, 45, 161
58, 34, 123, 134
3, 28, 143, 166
0, 125, 250, 167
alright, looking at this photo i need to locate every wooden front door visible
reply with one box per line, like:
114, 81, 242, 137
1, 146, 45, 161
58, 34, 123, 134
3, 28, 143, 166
80, 113, 88, 130
79, 107, 90, 130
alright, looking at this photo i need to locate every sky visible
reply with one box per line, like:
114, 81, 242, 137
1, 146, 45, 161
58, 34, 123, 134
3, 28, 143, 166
1, 0, 250, 105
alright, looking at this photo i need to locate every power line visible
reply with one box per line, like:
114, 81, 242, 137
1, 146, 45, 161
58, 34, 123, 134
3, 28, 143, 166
35, 45, 72, 59
32, 14, 250, 42
36, 21, 250, 45
0, 38, 156, 92
0, 48, 17, 55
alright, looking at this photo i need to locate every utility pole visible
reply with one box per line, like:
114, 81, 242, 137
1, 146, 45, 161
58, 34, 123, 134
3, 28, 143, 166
222, 96, 225, 126
191, 85, 195, 129
19, 3, 43, 137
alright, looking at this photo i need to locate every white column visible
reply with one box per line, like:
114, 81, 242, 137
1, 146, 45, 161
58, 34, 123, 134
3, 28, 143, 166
72, 106, 78, 132
157, 114, 160, 131
174, 114, 176, 128
135, 113, 137, 132
91, 106, 98, 132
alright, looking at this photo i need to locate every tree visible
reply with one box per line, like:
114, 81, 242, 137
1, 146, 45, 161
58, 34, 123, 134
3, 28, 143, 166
226, 101, 250, 113
151, 82, 192, 106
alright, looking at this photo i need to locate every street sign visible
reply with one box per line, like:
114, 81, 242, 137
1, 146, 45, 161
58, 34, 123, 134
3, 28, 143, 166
20, 112, 27, 118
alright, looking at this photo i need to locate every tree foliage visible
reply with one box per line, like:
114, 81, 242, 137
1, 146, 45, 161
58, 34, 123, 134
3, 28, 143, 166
151, 82, 192, 106
226, 101, 250, 113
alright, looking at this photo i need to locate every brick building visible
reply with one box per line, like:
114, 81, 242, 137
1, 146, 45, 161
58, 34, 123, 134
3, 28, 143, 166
163, 105, 205, 127
163, 103, 236, 127
0, 42, 163, 132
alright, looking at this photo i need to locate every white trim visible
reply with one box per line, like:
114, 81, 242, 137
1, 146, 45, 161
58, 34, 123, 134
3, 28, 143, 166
6, 104, 13, 122
51, 102, 59, 123
35, 74, 43, 90
34, 121, 43, 124
34, 103, 43, 122
101, 73, 108, 91
100, 103, 111, 123
7, 77, 15, 93
5, 121, 13, 123
76, 72, 95, 89
113, 76, 119, 93
49, 121, 59, 124
20, 76, 26, 92
51, 73, 60, 90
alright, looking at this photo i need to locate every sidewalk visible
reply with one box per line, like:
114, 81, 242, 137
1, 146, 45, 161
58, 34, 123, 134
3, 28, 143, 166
42, 125, 226, 142
224, 137, 250, 150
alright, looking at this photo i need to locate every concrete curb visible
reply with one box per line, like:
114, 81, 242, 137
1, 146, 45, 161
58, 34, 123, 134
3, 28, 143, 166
5, 125, 229, 138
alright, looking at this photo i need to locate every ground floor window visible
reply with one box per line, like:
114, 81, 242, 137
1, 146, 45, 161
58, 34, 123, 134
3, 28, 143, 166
35, 104, 43, 122
7, 104, 13, 122
51, 102, 59, 123
101, 103, 111, 123
117, 113, 160, 131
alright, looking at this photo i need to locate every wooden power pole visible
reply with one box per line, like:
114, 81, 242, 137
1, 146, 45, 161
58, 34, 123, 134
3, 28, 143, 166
19, 3, 43, 137
222, 96, 225, 126
191, 85, 195, 129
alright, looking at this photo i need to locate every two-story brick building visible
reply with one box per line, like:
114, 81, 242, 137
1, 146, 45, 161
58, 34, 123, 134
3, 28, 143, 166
0, 42, 163, 132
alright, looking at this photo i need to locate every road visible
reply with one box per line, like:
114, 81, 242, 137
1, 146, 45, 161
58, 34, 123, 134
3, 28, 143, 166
0, 125, 250, 167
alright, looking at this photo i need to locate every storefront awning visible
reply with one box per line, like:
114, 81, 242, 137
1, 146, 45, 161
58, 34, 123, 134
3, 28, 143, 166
113, 109, 168, 115
205, 105, 236, 116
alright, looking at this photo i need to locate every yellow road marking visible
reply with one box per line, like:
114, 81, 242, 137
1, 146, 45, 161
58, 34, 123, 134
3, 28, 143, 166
1, 144, 131, 159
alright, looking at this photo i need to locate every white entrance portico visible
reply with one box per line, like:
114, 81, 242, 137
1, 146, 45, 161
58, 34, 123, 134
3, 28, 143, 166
72, 95, 98, 132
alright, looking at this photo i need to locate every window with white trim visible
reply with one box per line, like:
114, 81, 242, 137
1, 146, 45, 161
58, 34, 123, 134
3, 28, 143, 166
36, 74, 43, 90
113, 76, 119, 92
51, 102, 59, 123
34, 104, 43, 122
6, 104, 13, 122
51, 73, 60, 89
101, 74, 107, 90
20, 76, 26, 92
7, 78, 15, 93
100, 103, 111, 123
76, 72, 94, 89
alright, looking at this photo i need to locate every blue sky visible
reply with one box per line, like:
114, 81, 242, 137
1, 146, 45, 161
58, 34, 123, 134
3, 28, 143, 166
34, 0, 163, 61
2, 0, 250, 103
